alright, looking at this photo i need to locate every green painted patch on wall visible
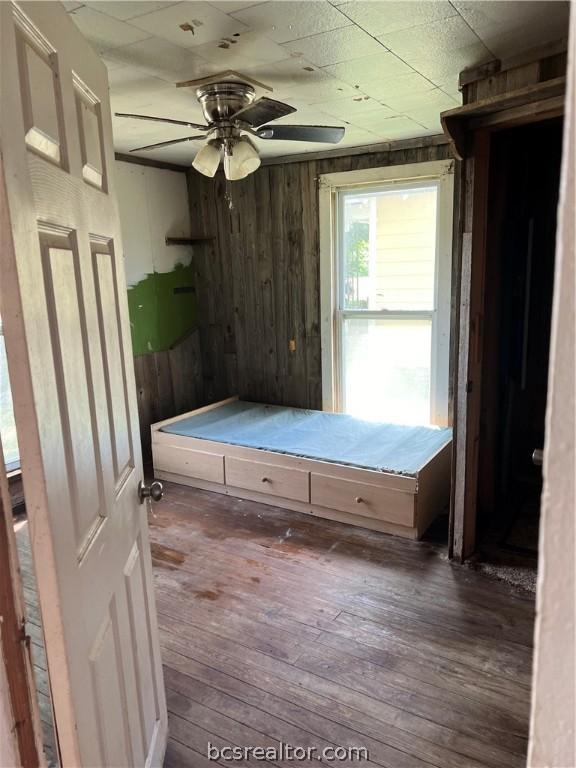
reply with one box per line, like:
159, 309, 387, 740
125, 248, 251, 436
128, 263, 197, 356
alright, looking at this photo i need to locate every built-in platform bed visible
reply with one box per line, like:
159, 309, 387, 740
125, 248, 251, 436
152, 397, 452, 540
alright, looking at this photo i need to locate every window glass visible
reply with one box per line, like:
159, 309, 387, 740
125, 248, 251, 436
342, 318, 432, 425
342, 185, 438, 311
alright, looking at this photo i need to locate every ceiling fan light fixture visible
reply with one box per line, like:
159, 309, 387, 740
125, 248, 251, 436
192, 140, 220, 177
224, 137, 261, 181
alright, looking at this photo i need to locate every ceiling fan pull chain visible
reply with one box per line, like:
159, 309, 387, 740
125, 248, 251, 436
225, 179, 234, 211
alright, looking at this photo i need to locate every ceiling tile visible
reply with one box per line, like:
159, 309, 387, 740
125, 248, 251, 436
380, 87, 458, 113
208, 1, 263, 13
280, 77, 361, 105
230, 1, 351, 44
239, 57, 333, 91
282, 26, 384, 67
402, 107, 444, 132
85, 2, 181, 21
322, 51, 414, 87
453, 1, 569, 59
363, 114, 428, 140
406, 41, 492, 84
108, 66, 172, 95
336, 1, 457, 37
189, 29, 290, 65
314, 95, 395, 122
129, 1, 250, 48
378, 15, 484, 61
103, 37, 213, 82
359, 71, 436, 100
66, 0, 568, 162
66, 6, 153, 52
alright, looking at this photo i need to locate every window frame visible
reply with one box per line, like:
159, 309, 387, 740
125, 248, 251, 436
319, 159, 454, 426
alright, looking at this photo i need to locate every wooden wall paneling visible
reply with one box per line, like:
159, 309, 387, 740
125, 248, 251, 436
186, 139, 453, 412
254, 166, 277, 404
134, 330, 204, 462
269, 163, 288, 405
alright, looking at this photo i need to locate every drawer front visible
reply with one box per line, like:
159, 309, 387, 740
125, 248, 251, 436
225, 456, 310, 503
311, 473, 415, 527
154, 443, 224, 484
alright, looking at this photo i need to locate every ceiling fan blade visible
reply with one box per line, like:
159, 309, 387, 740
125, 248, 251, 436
130, 135, 206, 152
256, 124, 345, 144
116, 112, 209, 130
233, 97, 296, 127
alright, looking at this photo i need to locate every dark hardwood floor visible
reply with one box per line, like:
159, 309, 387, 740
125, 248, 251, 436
14, 518, 58, 767
151, 483, 535, 768
17, 482, 535, 767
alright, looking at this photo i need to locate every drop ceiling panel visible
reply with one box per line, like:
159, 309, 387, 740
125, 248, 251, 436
189, 30, 291, 66
230, 1, 351, 44
280, 78, 362, 105
103, 36, 213, 82
322, 52, 415, 87
129, 1, 250, 48
360, 72, 436, 100
67, 6, 152, 52
377, 15, 486, 61
314, 96, 396, 122
85, 2, 181, 21
282, 26, 384, 67
64, 0, 568, 164
453, 1, 569, 59
380, 87, 459, 113
405, 42, 493, 83
336, 1, 458, 37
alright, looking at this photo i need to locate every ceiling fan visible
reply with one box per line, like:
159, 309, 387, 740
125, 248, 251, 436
116, 80, 345, 181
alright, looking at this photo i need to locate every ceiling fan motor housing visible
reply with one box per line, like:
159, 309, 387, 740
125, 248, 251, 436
196, 82, 256, 124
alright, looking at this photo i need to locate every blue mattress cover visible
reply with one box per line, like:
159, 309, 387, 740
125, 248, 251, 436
161, 401, 452, 476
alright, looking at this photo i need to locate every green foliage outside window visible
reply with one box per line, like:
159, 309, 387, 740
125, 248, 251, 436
345, 221, 369, 308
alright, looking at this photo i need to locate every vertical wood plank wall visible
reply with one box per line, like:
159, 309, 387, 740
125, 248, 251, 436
186, 139, 453, 411
134, 330, 203, 460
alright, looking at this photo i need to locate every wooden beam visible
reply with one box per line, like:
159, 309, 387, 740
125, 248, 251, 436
260, 134, 449, 167
442, 77, 566, 159
115, 152, 187, 173
459, 59, 501, 89
165, 236, 214, 245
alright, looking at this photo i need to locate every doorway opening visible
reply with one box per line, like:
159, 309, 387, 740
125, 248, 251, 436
1, 356, 59, 765
475, 117, 564, 583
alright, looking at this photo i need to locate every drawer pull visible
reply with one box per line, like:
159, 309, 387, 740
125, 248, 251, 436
355, 496, 364, 504
262, 477, 270, 483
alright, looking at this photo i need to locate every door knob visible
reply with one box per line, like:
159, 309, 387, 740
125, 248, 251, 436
138, 480, 164, 504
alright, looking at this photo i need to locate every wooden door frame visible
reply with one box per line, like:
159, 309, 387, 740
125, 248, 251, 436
446, 94, 566, 561
0, 455, 44, 766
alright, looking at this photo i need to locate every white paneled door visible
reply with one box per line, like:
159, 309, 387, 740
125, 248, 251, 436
0, 2, 167, 765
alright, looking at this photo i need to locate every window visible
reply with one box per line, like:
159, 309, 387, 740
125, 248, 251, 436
320, 161, 453, 426
0, 320, 20, 471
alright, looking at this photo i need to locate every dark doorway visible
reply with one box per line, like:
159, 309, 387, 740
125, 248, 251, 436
476, 117, 563, 569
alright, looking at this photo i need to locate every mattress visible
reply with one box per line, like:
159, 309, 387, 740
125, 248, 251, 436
161, 401, 452, 476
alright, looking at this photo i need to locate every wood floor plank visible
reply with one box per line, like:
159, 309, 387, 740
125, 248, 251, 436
150, 484, 534, 768
17, 483, 535, 768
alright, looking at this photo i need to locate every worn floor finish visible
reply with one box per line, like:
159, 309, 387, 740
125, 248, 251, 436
150, 483, 535, 768
16, 484, 535, 767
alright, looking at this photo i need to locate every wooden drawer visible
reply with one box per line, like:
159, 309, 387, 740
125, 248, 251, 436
225, 456, 310, 503
153, 443, 224, 484
310, 473, 415, 527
